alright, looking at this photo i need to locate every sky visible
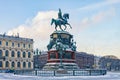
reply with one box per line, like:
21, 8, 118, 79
0, 0, 120, 58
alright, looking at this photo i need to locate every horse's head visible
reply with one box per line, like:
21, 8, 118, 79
63, 13, 69, 19
51, 18, 54, 25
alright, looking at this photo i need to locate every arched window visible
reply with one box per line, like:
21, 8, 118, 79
0, 61, 2, 67
23, 62, 26, 68
17, 62, 20, 68
5, 50, 9, 57
28, 44, 30, 48
28, 62, 31, 68
6, 42, 8, 46
0, 50, 2, 57
17, 51, 20, 57
18, 43, 20, 47
28, 52, 31, 58
23, 44, 25, 48
12, 42, 14, 47
11, 62, 15, 67
0, 41, 2, 45
11, 51, 15, 57
23, 52, 26, 58
6, 61, 9, 67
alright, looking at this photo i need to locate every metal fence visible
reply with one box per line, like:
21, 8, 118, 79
14, 69, 107, 76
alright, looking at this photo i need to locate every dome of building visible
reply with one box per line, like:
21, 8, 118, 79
103, 55, 118, 59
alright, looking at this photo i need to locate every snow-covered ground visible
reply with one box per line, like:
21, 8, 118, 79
0, 72, 120, 80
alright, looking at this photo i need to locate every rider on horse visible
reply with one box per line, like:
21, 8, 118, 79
58, 8, 66, 22
51, 9, 72, 31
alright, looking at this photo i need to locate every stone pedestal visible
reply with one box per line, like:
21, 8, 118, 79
43, 31, 79, 70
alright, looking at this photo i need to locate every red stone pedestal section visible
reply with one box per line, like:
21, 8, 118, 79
43, 50, 79, 70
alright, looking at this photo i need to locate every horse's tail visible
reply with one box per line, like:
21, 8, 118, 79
51, 18, 54, 25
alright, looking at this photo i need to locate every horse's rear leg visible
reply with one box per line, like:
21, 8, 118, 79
55, 26, 57, 31
60, 25, 64, 31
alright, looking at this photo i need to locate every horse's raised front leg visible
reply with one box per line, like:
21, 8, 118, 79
55, 25, 57, 31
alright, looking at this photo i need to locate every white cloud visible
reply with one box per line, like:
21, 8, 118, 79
78, 0, 120, 11
92, 8, 115, 23
7, 11, 57, 50
79, 8, 116, 28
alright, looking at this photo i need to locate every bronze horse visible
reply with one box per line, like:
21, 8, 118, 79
51, 14, 72, 31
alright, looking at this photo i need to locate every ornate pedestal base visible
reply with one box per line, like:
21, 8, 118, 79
43, 62, 79, 70
43, 30, 79, 70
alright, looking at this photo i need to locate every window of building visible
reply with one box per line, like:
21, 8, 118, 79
23, 44, 25, 48
0, 61, 2, 67
6, 42, 8, 46
23, 52, 26, 58
23, 62, 26, 68
11, 62, 15, 67
29, 44, 30, 48
0, 50, 2, 57
0, 41, 2, 45
28, 62, 31, 68
6, 61, 9, 67
28, 52, 31, 58
5, 50, 9, 57
18, 43, 20, 47
12, 42, 14, 47
17, 51, 20, 57
11, 51, 15, 57
17, 62, 20, 68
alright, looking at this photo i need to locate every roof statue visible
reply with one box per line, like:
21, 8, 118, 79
51, 8, 72, 31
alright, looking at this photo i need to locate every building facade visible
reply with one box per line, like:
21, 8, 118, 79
0, 34, 34, 70
94, 56, 101, 69
34, 51, 48, 69
75, 52, 94, 69
99, 55, 120, 71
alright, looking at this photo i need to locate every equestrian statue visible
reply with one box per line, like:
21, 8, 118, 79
51, 9, 72, 31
